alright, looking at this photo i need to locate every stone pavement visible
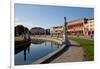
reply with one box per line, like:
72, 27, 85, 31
50, 40, 84, 63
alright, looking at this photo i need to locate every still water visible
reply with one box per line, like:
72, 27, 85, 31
15, 40, 62, 65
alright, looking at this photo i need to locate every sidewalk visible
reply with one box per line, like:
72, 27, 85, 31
50, 40, 84, 63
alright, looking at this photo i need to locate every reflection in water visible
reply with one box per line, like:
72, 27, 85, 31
23, 46, 31, 62
15, 39, 63, 65
21, 45, 31, 62
15, 42, 31, 54
51, 41, 53, 48
31, 39, 45, 44
27, 46, 30, 54
24, 49, 26, 61
45, 41, 46, 46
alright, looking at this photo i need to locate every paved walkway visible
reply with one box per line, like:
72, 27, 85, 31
50, 40, 84, 63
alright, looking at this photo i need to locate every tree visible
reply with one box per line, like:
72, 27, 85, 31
15, 25, 25, 36
24, 27, 29, 34
15, 25, 30, 40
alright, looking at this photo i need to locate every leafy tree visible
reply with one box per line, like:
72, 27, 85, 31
15, 25, 25, 36
24, 27, 29, 34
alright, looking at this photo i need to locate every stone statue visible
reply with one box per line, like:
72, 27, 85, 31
63, 17, 68, 45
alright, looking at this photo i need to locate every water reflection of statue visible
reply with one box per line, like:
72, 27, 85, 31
45, 41, 47, 46
23, 45, 30, 61
27, 46, 30, 54
24, 49, 27, 61
15, 42, 31, 54
55, 42, 60, 48
51, 41, 53, 48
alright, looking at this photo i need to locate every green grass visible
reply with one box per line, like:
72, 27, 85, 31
15, 36, 24, 41
68, 36, 94, 61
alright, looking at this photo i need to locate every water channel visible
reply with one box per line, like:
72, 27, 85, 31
15, 39, 62, 65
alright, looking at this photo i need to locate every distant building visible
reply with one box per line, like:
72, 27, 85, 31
86, 18, 94, 35
30, 27, 46, 35
50, 26, 63, 35
67, 18, 88, 35
50, 18, 94, 36
50, 26, 63, 37
67, 18, 94, 36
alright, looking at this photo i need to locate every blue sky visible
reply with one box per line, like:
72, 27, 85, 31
15, 3, 94, 29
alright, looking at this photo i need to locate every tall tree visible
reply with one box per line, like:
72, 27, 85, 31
15, 25, 25, 36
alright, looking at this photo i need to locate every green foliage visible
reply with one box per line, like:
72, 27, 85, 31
15, 25, 29, 36
15, 36, 24, 41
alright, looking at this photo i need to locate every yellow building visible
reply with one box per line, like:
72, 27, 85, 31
67, 18, 94, 36
67, 18, 88, 35
85, 18, 94, 35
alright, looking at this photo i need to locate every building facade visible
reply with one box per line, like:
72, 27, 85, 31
30, 27, 46, 35
50, 26, 63, 37
86, 18, 94, 35
67, 18, 88, 35
50, 18, 94, 36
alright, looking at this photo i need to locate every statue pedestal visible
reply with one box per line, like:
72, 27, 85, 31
63, 17, 69, 46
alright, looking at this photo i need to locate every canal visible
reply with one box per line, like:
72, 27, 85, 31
15, 39, 62, 65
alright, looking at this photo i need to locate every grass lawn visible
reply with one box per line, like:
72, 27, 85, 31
15, 36, 24, 41
68, 36, 94, 61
